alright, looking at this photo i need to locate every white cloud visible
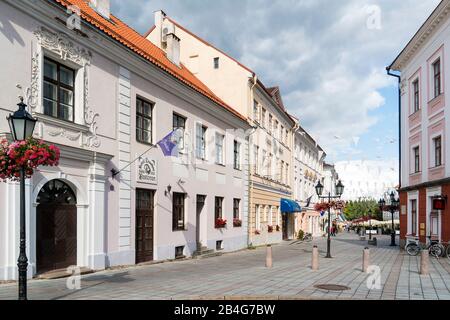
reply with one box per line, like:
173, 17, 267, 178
110, 0, 441, 161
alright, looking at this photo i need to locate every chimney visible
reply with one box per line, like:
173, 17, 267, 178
166, 33, 180, 67
154, 10, 167, 29
90, 0, 110, 19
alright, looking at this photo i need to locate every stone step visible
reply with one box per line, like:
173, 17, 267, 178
36, 267, 94, 280
193, 249, 215, 257
196, 252, 223, 259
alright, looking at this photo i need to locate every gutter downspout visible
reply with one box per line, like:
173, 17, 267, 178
248, 74, 258, 247
386, 67, 402, 190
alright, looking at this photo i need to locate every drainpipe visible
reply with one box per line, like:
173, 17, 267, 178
248, 74, 258, 247
386, 67, 402, 190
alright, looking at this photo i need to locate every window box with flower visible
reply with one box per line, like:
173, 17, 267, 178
215, 218, 227, 229
233, 218, 242, 227
268, 225, 274, 233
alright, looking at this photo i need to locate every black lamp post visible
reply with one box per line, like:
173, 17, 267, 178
316, 179, 344, 258
368, 209, 373, 241
7, 98, 37, 301
379, 193, 399, 247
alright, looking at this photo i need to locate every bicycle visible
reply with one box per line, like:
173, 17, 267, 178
302, 233, 313, 242
445, 243, 450, 261
405, 236, 445, 258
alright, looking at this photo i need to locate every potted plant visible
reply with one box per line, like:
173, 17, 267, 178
215, 218, 227, 229
268, 225, 274, 233
255, 230, 261, 235
276, 225, 280, 232
233, 218, 242, 227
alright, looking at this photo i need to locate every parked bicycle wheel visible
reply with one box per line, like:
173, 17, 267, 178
405, 243, 420, 256
429, 244, 444, 258
446, 245, 450, 261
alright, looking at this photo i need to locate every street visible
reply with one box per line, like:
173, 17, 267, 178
0, 233, 449, 300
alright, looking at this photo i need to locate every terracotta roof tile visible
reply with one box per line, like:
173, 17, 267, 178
52, 0, 246, 121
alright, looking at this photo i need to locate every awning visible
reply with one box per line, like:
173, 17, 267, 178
280, 199, 302, 213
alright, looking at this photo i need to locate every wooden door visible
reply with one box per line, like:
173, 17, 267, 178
36, 180, 77, 274
136, 189, 155, 264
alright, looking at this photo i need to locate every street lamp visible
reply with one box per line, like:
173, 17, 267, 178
379, 193, 398, 247
315, 179, 344, 258
368, 209, 373, 241
7, 97, 37, 300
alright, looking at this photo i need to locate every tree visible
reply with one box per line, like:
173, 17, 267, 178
343, 199, 381, 221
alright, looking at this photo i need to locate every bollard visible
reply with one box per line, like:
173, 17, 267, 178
312, 245, 319, 271
363, 247, 370, 273
266, 245, 273, 268
420, 250, 429, 275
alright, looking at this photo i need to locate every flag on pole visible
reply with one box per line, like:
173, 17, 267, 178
157, 129, 182, 157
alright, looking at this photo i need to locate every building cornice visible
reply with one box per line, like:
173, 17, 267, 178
390, 0, 450, 71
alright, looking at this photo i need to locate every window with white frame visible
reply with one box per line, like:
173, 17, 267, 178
43, 57, 75, 122
413, 78, 420, 113
433, 59, 441, 99
262, 150, 267, 176
253, 100, 259, 123
234, 140, 241, 170
254, 145, 259, 174
215, 133, 225, 165
196, 124, 207, 160
433, 136, 442, 167
261, 108, 267, 128
413, 146, 420, 173
256, 205, 261, 231
269, 206, 273, 226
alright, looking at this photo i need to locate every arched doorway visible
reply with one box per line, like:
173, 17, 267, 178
36, 180, 77, 274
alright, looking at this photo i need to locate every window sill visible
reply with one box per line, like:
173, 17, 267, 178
216, 162, 226, 167
410, 171, 421, 176
429, 165, 444, 170
428, 93, 444, 104
173, 229, 187, 232
409, 109, 421, 118
35, 113, 89, 133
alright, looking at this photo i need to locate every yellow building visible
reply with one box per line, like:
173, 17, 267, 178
147, 11, 297, 245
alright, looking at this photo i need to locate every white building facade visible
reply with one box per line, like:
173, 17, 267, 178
0, 0, 250, 280
293, 122, 325, 237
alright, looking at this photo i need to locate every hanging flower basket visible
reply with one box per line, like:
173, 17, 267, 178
255, 230, 261, 235
314, 200, 346, 212
215, 218, 227, 229
0, 137, 60, 182
276, 225, 281, 232
268, 225, 274, 233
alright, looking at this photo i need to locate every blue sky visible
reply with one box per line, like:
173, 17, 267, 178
110, 0, 440, 164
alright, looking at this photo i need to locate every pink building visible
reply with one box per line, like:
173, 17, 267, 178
388, 0, 450, 247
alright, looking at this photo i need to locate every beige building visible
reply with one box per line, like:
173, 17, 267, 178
293, 120, 326, 238
147, 11, 297, 245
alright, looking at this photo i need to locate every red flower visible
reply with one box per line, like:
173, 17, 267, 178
0, 137, 60, 182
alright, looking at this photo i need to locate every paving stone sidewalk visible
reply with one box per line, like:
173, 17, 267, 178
0, 233, 449, 300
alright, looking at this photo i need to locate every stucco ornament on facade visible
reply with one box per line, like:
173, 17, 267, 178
31, 27, 100, 148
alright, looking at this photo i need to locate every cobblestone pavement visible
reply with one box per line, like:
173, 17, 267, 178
1, 233, 450, 300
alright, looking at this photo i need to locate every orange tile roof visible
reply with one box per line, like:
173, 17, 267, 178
52, 0, 246, 121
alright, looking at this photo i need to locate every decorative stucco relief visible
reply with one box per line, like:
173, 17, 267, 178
29, 27, 100, 148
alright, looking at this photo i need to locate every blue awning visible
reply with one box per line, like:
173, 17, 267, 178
280, 198, 302, 213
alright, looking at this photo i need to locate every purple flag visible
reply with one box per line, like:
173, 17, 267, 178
157, 130, 180, 157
